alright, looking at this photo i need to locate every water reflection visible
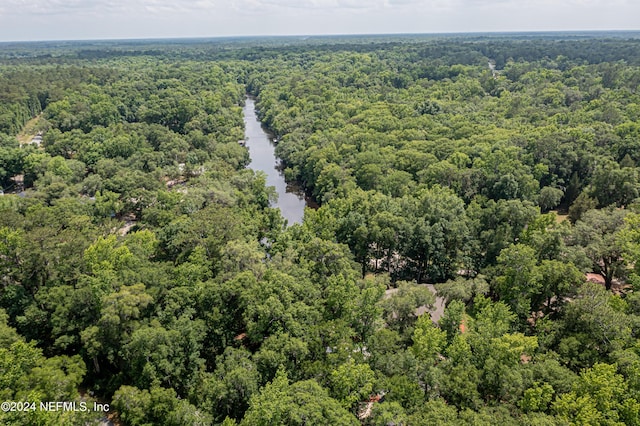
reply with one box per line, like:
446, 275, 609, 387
243, 96, 309, 225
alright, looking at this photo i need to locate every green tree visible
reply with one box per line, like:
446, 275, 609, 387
560, 282, 633, 365
568, 192, 598, 224
123, 316, 205, 395
112, 385, 209, 426
533, 260, 584, 315
519, 382, 555, 413
404, 185, 469, 282
81, 283, 153, 375
382, 282, 434, 335
569, 207, 627, 290
440, 334, 481, 409
330, 358, 377, 413
619, 211, 640, 288
436, 276, 489, 306
554, 363, 640, 425
241, 369, 358, 426
493, 244, 541, 319
590, 160, 640, 208
467, 198, 539, 268
411, 314, 446, 364
196, 347, 259, 422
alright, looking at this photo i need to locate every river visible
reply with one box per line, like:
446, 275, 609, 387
243, 96, 309, 225
243, 97, 446, 314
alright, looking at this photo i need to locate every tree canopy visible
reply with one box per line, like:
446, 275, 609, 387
2, 34, 640, 425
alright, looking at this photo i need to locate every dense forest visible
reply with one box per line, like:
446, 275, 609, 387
2, 33, 640, 425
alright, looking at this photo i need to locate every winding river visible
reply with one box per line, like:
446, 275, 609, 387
243, 96, 310, 225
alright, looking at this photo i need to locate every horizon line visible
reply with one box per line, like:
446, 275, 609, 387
2, 29, 640, 45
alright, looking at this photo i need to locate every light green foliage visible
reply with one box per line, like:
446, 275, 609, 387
0, 136, 24, 188
365, 401, 408, 426
590, 160, 640, 208
531, 359, 578, 397
520, 212, 568, 262
378, 374, 423, 412
81, 283, 153, 373
352, 276, 386, 343
534, 259, 584, 314
84, 234, 136, 276
253, 332, 309, 383
519, 382, 555, 413
0, 309, 20, 348
554, 363, 640, 425
241, 269, 321, 343
0, 227, 23, 287
411, 313, 446, 363
173, 245, 212, 285
440, 300, 466, 342
45, 156, 74, 181
112, 385, 210, 426
241, 369, 358, 426
408, 399, 460, 425
553, 393, 606, 426
404, 185, 469, 282
441, 334, 481, 409
217, 239, 266, 280
330, 358, 377, 412
0, 316, 98, 425
575, 364, 628, 419
493, 241, 586, 318
619, 212, 640, 288
463, 298, 537, 402
124, 316, 205, 393
467, 198, 539, 267
494, 244, 541, 319
366, 328, 411, 377
480, 333, 538, 403
469, 296, 516, 342
410, 314, 448, 399
94, 189, 124, 218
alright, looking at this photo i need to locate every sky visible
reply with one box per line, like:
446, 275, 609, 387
0, 0, 638, 42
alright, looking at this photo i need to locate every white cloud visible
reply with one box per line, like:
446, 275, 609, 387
0, 0, 637, 41
0, 0, 229, 16
0, 0, 629, 17
338, 0, 382, 9
231, 0, 383, 10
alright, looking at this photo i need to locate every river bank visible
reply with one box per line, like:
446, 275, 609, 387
243, 96, 311, 225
